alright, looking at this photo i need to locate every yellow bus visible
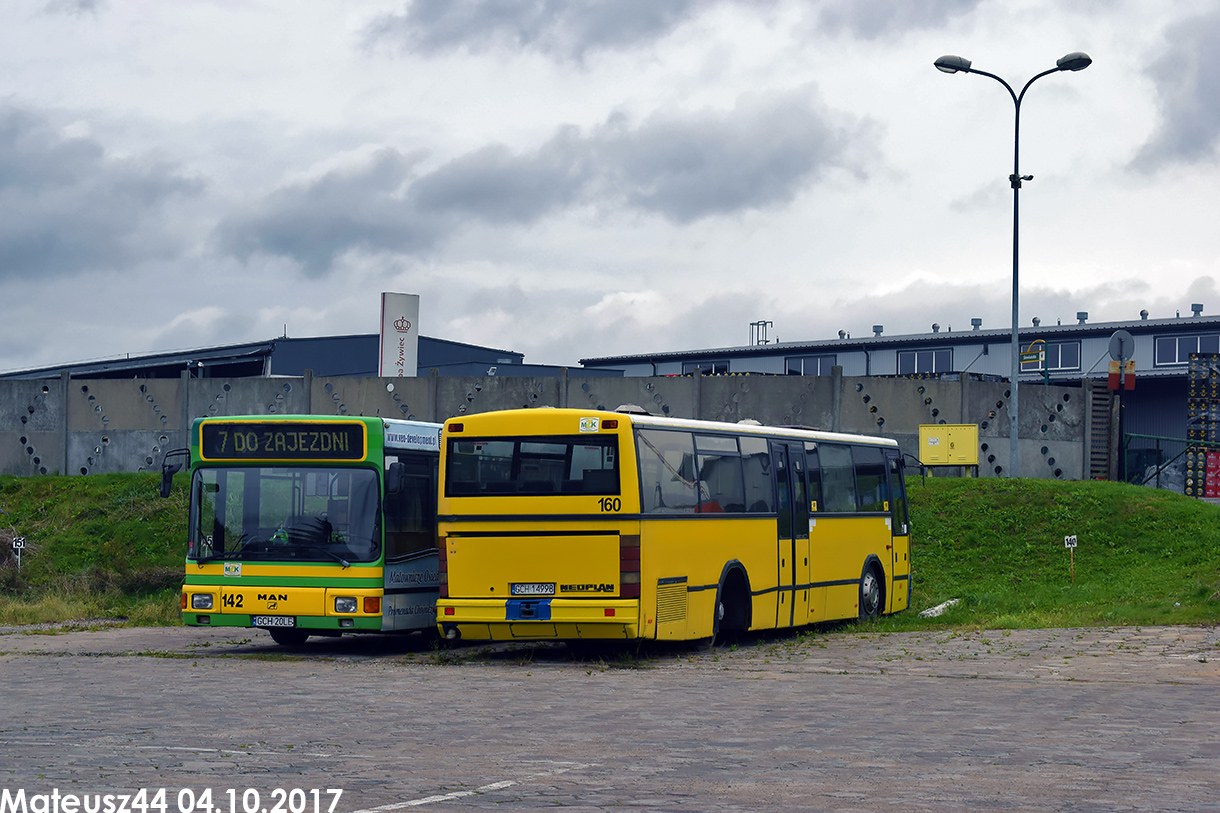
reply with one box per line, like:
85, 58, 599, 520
436, 407, 910, 643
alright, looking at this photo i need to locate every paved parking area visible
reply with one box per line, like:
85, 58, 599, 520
2, 623, 1219, 811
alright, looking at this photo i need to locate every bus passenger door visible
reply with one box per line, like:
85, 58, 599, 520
789, 445, 810, 625
886, 452, 911, 613
769, 442, 807, 628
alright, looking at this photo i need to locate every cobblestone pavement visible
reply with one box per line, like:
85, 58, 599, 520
2, 623, 1219, 811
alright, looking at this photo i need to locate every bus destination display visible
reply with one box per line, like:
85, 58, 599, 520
201, 422, 366, 461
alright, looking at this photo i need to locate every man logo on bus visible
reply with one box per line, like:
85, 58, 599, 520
258, 593, 288, 602
560, 583, 614, 593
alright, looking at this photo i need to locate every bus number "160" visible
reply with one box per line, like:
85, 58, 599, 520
597, 497, 622, 512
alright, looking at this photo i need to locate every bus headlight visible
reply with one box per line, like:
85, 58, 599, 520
334, 596, 358, 613
191, 593, 214, 610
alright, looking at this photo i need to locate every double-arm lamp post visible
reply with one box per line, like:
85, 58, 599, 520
933, 51, 1091, 478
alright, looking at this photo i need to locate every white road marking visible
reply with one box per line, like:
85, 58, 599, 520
349, 762, 592, 812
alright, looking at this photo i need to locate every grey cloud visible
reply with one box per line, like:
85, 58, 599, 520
1131, 10, 1220, 171
410, 127, 592, 222
364, 0, 718, 61
597, 89, 871, 221
219, 89, 872, 274
816, 0, 982, 40
215, 149, 442, 278
0, 103, 201, 279
43, 0, 105, 15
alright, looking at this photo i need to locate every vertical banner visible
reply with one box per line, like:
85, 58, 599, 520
378, 293, 420, 377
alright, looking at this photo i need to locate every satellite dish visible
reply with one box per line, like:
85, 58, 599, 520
1108, 330, 1135, 361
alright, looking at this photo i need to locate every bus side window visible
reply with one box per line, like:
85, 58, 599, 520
384, 454, 438, 561
694, 434, 744, 513
804, 442, 822, 513
852, 446, 888, 512
791, 448, 809, 537
818, 444, 856, 513
638, 430, 698, 513
887, 454, 909, 533
739, 437, 775, 513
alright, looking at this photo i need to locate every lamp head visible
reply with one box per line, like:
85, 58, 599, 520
934, 55, 972, 74
1056, 51, 1092, 71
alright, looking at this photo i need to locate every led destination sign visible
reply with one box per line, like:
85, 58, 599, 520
201, 422, 366, 461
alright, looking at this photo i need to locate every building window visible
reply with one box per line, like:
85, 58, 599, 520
1020, 341, 1081, 372
785, 354, 836, 375
683, 360, 729, 375
1155, 334, 1220, 366
897, 348, 951, 375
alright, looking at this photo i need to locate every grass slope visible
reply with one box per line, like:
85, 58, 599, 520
0, 473, 186, 625
0, 473, 1217, 631
891, 477, 1220, 630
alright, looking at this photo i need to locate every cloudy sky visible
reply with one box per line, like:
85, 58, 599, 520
2, 0, 1219, 372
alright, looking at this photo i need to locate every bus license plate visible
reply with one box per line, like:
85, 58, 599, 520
511, 583, 555, 596
252, 616, 296, 628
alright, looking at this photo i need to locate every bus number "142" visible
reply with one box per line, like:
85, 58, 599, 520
597, 497, 621, 512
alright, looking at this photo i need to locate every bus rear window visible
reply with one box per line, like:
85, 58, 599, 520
446, 435, 619, 496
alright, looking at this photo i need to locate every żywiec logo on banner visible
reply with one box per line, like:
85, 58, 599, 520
379, 293, 420, 377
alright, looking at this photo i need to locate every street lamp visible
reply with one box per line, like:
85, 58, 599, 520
934, 51, 1091, 478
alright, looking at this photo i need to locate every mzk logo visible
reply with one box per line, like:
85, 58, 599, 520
560, 583, 614, 593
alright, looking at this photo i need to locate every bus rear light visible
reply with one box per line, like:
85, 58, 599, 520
603, 419, 618, 429
364, 596, 381, 614
443, 606, 455, 615
438, 541, 448, 597
604, 608, 616, 617
449, 423, 464, 433
620, 534, 641, 600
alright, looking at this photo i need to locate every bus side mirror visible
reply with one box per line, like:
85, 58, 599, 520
386, 461, 405, 496
159, 449, 190, 498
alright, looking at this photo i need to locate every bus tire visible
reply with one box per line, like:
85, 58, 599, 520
715, 566, 751, 642
268, 628, 310, 646
858, 562, 883, 620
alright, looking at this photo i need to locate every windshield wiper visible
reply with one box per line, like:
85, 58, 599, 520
300, 545, 350, 568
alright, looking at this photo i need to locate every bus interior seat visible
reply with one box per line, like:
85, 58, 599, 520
582, 469, 618, 492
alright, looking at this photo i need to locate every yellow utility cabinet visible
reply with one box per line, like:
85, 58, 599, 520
918, 424, 980, 466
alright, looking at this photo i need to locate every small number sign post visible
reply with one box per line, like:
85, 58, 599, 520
11, 536, 24, 571
1064, 535, 1078, 584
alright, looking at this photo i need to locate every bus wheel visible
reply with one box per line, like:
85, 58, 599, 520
859, 566, 882, 620
268, 628, 310, 646
716, 570, 750, 640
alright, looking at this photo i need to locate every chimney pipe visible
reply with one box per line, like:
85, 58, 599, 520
838, 329, 846, 339
873, 325, 883, 337
1192, 303, 1203, 317
1140, 309, 1149, 320
1032, 316, 1041, 327
931, 323, 940, 333
1077, 311, 1088, 324
970, 318, 982, 330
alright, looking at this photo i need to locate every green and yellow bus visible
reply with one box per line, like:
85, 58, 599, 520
162, 415, 441, 645
436, 407, 910, 643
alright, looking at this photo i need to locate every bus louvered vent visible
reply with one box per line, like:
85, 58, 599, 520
656, 582, 687, 625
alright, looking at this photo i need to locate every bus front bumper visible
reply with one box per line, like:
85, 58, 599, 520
437, 598, 640, 642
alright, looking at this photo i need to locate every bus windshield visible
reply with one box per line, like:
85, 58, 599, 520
446, 435, 619, 496
189, 466, 381, 564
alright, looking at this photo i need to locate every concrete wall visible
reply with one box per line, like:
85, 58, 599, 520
0, 369, 1087, 480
